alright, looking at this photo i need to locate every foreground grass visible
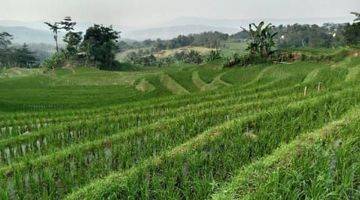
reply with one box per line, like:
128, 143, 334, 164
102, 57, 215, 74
66, 88, 360, 199
213, 107, 360, 200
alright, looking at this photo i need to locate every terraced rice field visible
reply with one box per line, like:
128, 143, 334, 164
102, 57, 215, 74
0, 54, 359, 199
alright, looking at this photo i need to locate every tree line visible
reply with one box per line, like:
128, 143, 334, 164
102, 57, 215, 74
119, 32, 229, 54
236, 14, 360, 48
0, 32, 38, 68
124, 12, 360, 68
121, 13, 360, 54
1, 12, 359, 70
224, 12, 360, 67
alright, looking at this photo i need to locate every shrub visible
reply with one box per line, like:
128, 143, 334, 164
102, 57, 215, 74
157, 57, 175, 67
174, 50, 203, 64
270, 51, 303, 63
206, 50, 222, 62
41, 52, 66, 70
295, 49, 350, 63
223, 53, 269, 68
185, 50, 203, 64
138, 54, 157, 66
344, 21, 360, 46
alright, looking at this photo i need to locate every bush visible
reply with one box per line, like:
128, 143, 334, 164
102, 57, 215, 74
206, 50, 222, 62
174, 50, 203, 64
185, 50, 203, 64
223, 49, 351, 68
344, 22, 360, 46
270, 51, 303, 63
137, 55, 157, 66
223, 53, 269, 68
295, 49, 350, 63
41, 52, 66, 70
157, 57, 175, 67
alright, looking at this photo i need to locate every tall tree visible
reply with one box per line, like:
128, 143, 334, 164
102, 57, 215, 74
13, 44, 38, 68
0, 32, 13, 67
44, 22, 61, 52
81, 24, 120, 69
64, 32, 83, 57
344, 12, 360, 46
60, 17, 81, 57
0, 32, 12, 49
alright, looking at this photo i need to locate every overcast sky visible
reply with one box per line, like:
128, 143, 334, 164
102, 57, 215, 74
0, 0, 359, 27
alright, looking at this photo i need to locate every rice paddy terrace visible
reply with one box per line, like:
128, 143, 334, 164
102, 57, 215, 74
0, 50, 359, 199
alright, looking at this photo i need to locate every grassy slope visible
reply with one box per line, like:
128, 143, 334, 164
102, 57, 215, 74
0, 48, 359, 200
0, 59, 330, 113
67, 52, 360, 199
0, 60, 250, 112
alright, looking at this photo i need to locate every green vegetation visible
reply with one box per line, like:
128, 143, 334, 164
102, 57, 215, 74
43, 17, 121, 70
245, 21, 277, 58
0, 32, 38, 68
0, 49, 359, 199
114, 13, 360, 70
213, 108, 360, 200
344, 12, 360, 46
0, 11, 360, 200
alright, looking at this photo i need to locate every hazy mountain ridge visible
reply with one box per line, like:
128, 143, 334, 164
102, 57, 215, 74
122, 25, 239, 40
0, 20, 126, 44
0, 23, 239, 43
165, 16, 353, 27
0, 16, 353, 43
0, 25, 55, 44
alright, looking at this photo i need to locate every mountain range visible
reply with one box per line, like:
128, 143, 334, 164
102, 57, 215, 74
0, 16, 353, 44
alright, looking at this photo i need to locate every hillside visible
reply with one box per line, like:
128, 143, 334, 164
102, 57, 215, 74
0, 26, 55, 44
123, 25, 239, 40
1, 16, 353, 42
116, 46, 217, 62
0, 49, 359, 199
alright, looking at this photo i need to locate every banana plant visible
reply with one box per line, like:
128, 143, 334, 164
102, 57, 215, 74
243, 21, 278, 58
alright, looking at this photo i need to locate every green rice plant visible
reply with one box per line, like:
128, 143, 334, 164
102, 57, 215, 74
66, 88, 360, 200
0, 51, 358, 199
197, 66, 224, 84
0, 83, 147, 112
0, 78, 307, 141
166, 67, 199, 92
0, 90, 307, 199
0, 75, 272, 123
212, 107, 360, 200
0, 86, 307, 167
0, 59, 324, 117
0, 65, 338, 142
0, 70, 306, 134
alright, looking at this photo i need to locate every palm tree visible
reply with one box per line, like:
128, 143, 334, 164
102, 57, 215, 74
351, 12, 360, 23
44, 22, 61, 52
60, 16, 76, 31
